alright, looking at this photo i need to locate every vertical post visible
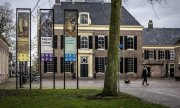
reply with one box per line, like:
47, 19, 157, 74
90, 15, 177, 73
39, 9, 42, 89
16, 9, 18, 90
52, 9, 55, 89
76, 10, 79, 89
63, 10, 66, 90
30, 9, 32, 90
19, 61, 22, 88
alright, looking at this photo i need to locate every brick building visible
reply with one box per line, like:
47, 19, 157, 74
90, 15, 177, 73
40, 1, 143, 78
142, 20, 180, 80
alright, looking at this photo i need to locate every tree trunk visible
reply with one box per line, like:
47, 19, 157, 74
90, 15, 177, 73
103, 0, 122, 96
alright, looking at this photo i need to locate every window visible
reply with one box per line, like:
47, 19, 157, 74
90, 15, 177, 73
127, 58, 134, 72
125, 58, 137, 73
80, 36, 88, 49
98, 35, 105, 49
127, 36, 134, 49
95, 35, 108, 50
81, 57, 88, 64
124, 36, 137, 50
61, 57, 71, 73
64, 61, 71, 72
47, 61, 54, 72
95, 57, 105, 73
44, 58, 57, 73
160, 50, 165, 60
170, 50, 175, 60
149, 51, 154, 59
79, 12, 91, 24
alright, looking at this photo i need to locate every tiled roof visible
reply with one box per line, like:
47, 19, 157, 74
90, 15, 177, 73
175, 38, 180, 44
143, 28, 180, 46
53, 2, 141, 25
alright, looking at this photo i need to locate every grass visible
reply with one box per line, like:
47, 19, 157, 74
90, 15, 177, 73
0, 89, 167, 108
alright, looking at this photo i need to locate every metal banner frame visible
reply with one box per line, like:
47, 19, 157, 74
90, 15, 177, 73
39, 9, 55, 89
64, 9, 79, 89
16, 8, 31, 89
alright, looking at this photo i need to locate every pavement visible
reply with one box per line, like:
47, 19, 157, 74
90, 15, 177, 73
0, 77, 180, 108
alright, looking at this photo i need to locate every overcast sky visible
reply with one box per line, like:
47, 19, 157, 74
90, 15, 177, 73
1, 0, 180, 37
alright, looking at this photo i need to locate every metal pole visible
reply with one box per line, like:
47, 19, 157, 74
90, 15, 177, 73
39, 9, 42, 89
19, 62, 22, 88
52, 9, 55, 89
30, 9, 32, 90
76, 10, 79, 89
64, 10, 66, 90
16, 9, 18, 90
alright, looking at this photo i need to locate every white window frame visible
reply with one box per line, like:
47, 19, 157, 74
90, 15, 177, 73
98, 35, 105, 50
78, 12, 91, 25
127, 36, 134, 50
80, 36, 89, 49
160, 50, 165, 60
81, 56, 88, 64
170, 50, 175, 60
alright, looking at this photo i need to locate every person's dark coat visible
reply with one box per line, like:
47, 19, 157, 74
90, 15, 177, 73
142, 68, 148, 78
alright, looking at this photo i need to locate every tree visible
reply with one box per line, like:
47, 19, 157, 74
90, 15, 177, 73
103, 0, 121, 96
0, 2, 14, 40
0, 2, 15, 60
103, 0, 166, 96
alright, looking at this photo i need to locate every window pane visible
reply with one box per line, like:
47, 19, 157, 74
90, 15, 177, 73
80, 14, 88, 24
170, 50, 175, 60
97, 57, 105, 73
127, 36, 134, 49
98, 36, 105, 49
80, 36, 88, 49
127, 58, 134, 72
149, 51, 154, 58
160, 51, 165, 60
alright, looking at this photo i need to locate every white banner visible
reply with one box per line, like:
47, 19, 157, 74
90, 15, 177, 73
41, 37, 53, 53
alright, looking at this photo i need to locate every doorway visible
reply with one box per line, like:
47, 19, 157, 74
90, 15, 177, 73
169, 63, 175, 77
80, 57, 88, 77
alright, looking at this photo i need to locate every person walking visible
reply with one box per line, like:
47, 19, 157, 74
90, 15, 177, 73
142, 66, 149, 86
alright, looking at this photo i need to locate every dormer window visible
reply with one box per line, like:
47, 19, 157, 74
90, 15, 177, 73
79, 12, 91, 25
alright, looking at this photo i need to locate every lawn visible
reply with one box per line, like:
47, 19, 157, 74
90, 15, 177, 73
0, 89, 167, 108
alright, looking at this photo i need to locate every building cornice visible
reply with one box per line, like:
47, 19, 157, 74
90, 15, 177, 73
54, 24, 143, 31
0, 37, 10, 48
142, 46, 174, 49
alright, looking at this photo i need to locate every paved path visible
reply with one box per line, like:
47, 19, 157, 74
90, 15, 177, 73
1, 78, 180, 108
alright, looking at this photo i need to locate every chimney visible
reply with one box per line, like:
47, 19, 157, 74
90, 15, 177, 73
55, 0, 61, 5
148, 20, 153, 29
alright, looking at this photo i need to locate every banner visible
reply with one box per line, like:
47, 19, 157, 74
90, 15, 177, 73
17, 11, 30, 61
64, 10, 78, 61
40, 10, 54, 61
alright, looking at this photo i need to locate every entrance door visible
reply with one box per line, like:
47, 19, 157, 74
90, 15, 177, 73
169, 64, 175, 77
80, 57, 88, 77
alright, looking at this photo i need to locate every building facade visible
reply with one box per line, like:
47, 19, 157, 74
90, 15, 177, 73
40, 1, 143, 78
0, 36, 10, 83
142, 20, 180, 80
